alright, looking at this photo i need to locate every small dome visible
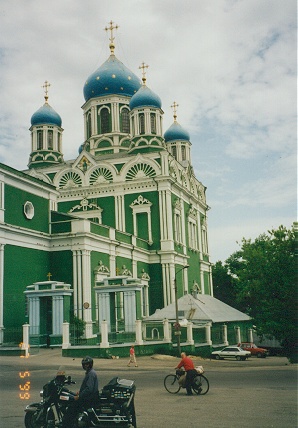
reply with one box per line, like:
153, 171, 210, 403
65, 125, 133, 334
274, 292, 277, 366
84, 55, 141, 101
31, 103, 62, 127
164, 122, 190, 142
129, 85, 162, 110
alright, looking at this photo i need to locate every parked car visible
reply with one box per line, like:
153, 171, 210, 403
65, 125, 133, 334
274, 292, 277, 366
211, 346, 251, 361
238, 342, 269, 358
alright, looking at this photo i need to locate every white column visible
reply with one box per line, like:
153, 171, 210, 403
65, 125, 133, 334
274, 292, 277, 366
163, 319, 171, 342
73, 251, 78, 316
205, 323, 212, 345
100, 320, 109, 348
52, 295, 63, 335
135, 319, 143, 345
98, 292, 111, 331
248, 328, 253, 343
29, 297, 40, 335
187, 322, 194, 345
235, 326, 241, 344
62, 322, 71, 349
0, 244, 4, 344
123, 291, 136, 331
22, 324, 30, 356
77, 251, 83, 319
223, 324, 228, 346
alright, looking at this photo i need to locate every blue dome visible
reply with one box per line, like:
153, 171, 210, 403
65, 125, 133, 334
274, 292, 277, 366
83, 55, 141, 101
164, 122, 190, 142
129, 85, 162, 110
31, 103, 62, 127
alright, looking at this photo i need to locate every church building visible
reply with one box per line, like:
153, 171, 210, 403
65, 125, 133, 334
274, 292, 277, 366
0, 22, 213, 347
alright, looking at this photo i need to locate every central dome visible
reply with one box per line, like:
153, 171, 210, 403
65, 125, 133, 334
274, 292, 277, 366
83, 55, 141, 101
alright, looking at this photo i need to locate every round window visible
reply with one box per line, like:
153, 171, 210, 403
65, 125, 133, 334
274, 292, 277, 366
24, 201, 34, 219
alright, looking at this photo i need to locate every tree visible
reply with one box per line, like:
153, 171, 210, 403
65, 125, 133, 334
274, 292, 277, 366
225, 225, 297, 362
212, 261, 238, 308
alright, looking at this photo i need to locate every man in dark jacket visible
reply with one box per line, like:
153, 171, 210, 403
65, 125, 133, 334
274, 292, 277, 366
62, 356, 99, 427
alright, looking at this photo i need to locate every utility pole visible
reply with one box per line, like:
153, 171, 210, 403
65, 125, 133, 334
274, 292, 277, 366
174, 265, 189, 356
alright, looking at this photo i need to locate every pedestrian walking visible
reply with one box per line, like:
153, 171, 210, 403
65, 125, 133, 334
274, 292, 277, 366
127, 345, 138, 367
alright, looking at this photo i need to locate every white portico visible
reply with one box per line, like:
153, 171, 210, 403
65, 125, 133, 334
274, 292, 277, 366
24, 280, 73, 346
94, 276, 145, 333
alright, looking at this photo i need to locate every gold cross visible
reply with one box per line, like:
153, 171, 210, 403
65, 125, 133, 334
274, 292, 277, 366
171, 101, 179, 121
47, 272, 52, 281
139, 62, 149, 85
104, 20, 119, 54
42, 81, 51, 103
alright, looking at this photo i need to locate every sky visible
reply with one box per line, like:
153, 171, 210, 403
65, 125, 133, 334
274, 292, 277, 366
0, 0, 296, 263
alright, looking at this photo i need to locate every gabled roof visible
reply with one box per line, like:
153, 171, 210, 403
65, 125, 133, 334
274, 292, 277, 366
145, 294, 251, 323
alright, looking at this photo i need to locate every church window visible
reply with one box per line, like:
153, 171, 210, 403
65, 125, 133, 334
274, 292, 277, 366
172, 145, 177, 159
58, 133, 61, 152
188, 219, 198, 250
121, 109, 130, 133
37, 130, 43, 150
86, 113, 92, 139
181, 145, 186, 161
100, 108, 110, 134
48, 130, 53, 150
150, 113, 156, 134
139, 114, 145, 134
201, 218, 208, 254
174, 212, 182, 243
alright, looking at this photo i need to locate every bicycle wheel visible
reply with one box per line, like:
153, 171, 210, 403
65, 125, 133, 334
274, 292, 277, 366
192, 374, 209, 395
164, 374, 181, 394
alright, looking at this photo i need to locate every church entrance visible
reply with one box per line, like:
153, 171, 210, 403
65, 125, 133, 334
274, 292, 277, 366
40, 297, 52, 347
24, 280, 73, 347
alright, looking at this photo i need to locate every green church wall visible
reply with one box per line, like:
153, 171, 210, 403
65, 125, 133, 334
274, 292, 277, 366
5, 184, 49, 233
3, 245, 50, 330
50, 251, 73, 285
99, 196, 115, 228
116, 256, 132, 275
148, 264, 163, 313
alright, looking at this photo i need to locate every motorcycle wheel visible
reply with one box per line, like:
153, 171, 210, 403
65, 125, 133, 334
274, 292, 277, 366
24, 411, 44, 428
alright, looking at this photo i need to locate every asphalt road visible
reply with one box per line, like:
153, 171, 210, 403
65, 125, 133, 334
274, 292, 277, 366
0, 349, 296, 428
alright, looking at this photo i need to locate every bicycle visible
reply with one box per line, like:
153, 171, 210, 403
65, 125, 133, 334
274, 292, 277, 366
164, 368, 209, 395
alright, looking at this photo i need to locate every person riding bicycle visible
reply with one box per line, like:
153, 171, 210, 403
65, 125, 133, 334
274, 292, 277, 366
62, 356, 99, 427
175, 352, 197, 396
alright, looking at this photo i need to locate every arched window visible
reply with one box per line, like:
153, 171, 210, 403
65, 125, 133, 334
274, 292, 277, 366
48, 130, 53, 150
121, 109, 130, 133
37, 130, 43, 150
150, 113, 156, 134
181, 145, 186, 161
100, 108, 110, 134
86, 113, 92, 139
172, 145, 177, 159
139, 114, 145, 135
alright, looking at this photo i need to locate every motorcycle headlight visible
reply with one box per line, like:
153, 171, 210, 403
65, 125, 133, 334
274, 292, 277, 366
39, 390, 43, 398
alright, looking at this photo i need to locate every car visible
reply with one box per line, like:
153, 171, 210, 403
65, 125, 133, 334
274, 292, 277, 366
238, 342, 269, 358
211, 346, 251, 361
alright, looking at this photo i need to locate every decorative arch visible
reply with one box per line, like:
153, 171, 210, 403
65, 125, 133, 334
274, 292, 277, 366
126, 163, 156, 181
55, 169, 84, 189
89, 166, 114, 185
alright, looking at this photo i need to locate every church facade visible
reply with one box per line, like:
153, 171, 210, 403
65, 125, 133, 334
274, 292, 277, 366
0, 23, 213, 346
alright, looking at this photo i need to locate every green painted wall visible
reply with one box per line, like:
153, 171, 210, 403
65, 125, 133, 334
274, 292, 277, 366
4, 245, 50, 329
148, 263, 163, 313
5, 184, 49, 232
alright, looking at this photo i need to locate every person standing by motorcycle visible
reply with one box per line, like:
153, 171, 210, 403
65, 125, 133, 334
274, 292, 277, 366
175, 352, 197, 396
62, 356, 99, 427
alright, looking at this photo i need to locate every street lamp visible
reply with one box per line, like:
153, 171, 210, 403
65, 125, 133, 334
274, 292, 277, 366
174, 264, 189, 356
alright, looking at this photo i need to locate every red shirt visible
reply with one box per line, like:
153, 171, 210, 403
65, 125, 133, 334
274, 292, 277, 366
176, 356, 195, 372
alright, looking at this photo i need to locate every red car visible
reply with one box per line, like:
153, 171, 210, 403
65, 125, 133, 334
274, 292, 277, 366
238, 342, 269, 358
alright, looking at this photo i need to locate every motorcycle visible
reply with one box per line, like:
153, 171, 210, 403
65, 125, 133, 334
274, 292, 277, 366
24, 373, 76, 427
24, 374, 137, 428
